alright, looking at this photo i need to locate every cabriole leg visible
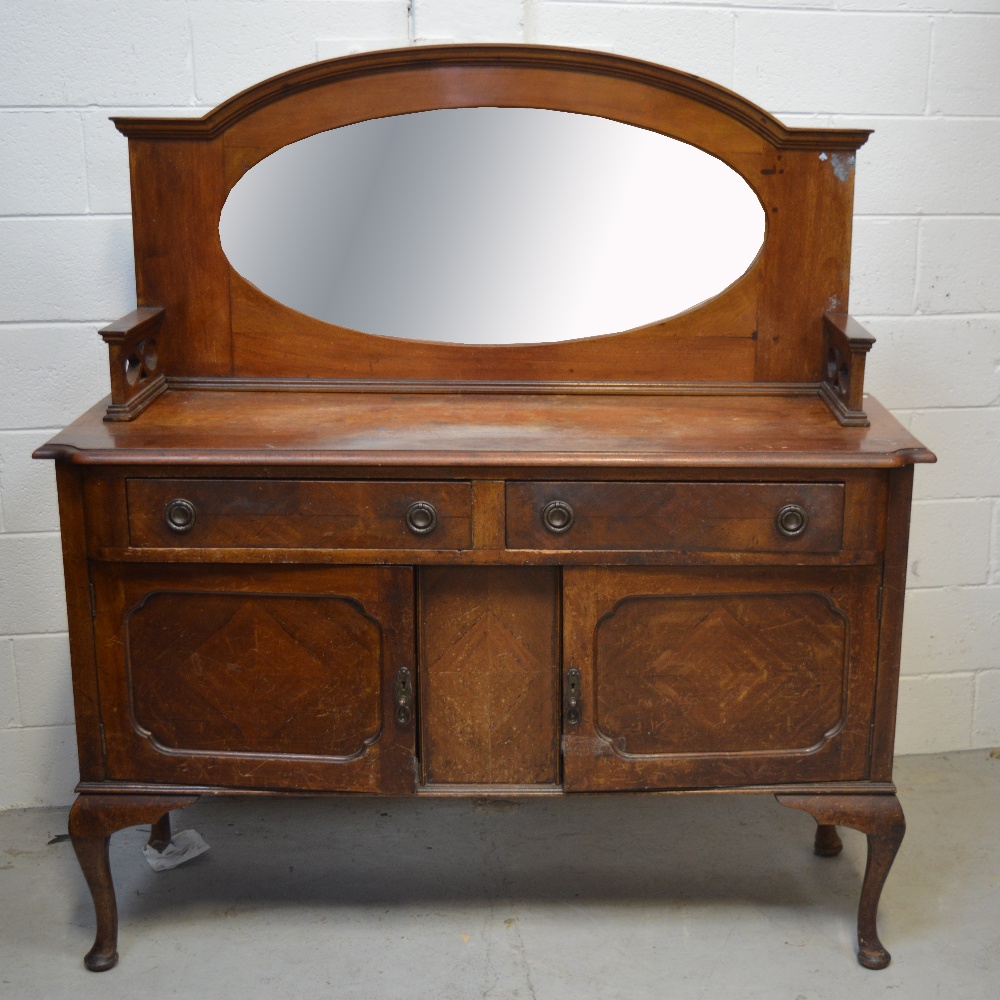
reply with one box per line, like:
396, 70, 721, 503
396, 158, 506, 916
814, 823, 844, 857
68, 794, 198, 971
776, 793, 905, 970
147, 811, 172, 853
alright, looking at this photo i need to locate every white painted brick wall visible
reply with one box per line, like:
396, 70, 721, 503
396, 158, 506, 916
1, 0, 997, 808
12, 634, 75, 728
895, 673, 975, 754
532, 4, 737, 84
848, 218, 918, 315
414, 0, 524, 42
0, 112, 87, 215
0, 534, 68, 636
916, 218, 1000, 313
907, 500, 992, 588
849, 117, 1000, 216
929, 15, 1000, 115
0, 218, 136, 321
191, 2, 409, 105
973, 670, 1000, 745
0, 432, 61, 533
734, 11, 932, 114
862, 317, 1000, 410
901, 587, 1000, 676
0, 639, 18, 729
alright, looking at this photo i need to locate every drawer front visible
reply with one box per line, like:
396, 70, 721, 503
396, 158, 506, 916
128, 479, 473, 550
506, 481, 845, 553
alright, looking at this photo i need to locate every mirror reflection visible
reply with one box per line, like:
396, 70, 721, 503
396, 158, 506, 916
219, 108, 765, 345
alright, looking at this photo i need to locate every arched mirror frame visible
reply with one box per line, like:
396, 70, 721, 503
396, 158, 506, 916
114, 45, 870, 390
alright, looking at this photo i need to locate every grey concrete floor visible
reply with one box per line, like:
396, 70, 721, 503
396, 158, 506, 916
1, 751, 998, 1000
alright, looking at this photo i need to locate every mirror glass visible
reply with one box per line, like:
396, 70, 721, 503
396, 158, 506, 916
220, 108, 765, 345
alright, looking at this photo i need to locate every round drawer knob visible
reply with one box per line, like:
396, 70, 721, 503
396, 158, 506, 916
164, 498, 196, 533
542, 500, 575, 534
776, 503, 809, 538
405, 501, 437, 535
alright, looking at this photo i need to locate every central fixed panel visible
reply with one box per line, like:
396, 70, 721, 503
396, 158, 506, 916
418, 566, 561, 787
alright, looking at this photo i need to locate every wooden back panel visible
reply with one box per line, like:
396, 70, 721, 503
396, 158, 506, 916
115, 45, 869, 387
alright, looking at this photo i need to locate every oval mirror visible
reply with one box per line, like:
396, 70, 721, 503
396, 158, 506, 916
219, 108, 765, 345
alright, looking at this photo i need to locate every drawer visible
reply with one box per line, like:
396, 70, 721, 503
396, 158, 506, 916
505, 481, 844, 552
127, 479, 473, 549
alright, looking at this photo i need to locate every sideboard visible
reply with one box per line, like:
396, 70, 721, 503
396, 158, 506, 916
35, 44, 933, 972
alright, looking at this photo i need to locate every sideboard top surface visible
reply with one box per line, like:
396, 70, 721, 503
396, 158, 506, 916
36, 391, 933, 469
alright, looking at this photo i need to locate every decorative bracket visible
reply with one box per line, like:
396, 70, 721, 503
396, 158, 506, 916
820, 313, 875, 427
99, 307, 167, 421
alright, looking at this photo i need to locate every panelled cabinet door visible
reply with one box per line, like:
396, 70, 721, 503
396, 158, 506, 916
562, 567, 880, 791
91, 564, 416, 793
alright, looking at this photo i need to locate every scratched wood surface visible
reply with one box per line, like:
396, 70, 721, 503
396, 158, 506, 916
37, 392, 933, 468
127, 591, 383, 757
92, 563, 417, 793
419, 566, 561, 785
562, 565, 880, 791
591, 591, 846, 754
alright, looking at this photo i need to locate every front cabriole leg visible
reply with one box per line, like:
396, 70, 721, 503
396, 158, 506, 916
776, 793, 905, 969
68, 793, 198, 971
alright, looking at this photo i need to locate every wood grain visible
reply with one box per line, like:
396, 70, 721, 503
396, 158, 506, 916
592, 592, 846, 754
106, 44, 871, 392
562, 565, 881, 791
70, 794, 199, 971
506, 481, 845, 552
127, 139, 231, 377
127, 478, 473, 550
92, 563, 416, 793
419, 566, 560, 784
36, 392, 934, 469
54, 465, 105, 781
777, 793, 906, 968
229, 269, 758, 384
126, 591, 383, 757
870, 465, 915, 781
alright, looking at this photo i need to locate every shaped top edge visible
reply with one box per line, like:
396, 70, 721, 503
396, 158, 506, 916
112, 43, 871, 152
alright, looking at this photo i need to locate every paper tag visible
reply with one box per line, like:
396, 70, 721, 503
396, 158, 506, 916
142, 828, 210, 872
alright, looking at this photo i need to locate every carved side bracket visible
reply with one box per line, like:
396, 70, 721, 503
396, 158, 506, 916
820, 313, 875, 427
99, 307, 167, 421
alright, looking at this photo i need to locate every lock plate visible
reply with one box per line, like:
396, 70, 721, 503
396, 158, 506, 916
395, 667, 414, 726
565, 668, 582, 726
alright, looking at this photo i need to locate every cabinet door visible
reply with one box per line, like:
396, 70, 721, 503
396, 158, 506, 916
92, 564, 416, 793
562, 566, 879, 790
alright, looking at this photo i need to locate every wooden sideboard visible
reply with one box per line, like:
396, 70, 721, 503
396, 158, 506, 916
36, 44, 933, 972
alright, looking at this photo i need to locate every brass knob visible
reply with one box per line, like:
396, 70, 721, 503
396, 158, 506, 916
164, 498, 196, 533
405, 501, 437, 535
776, 504, 808, 538
542, 500, 574, 534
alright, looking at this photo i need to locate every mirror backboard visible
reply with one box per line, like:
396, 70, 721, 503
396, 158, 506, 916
219, 108, 766, 345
